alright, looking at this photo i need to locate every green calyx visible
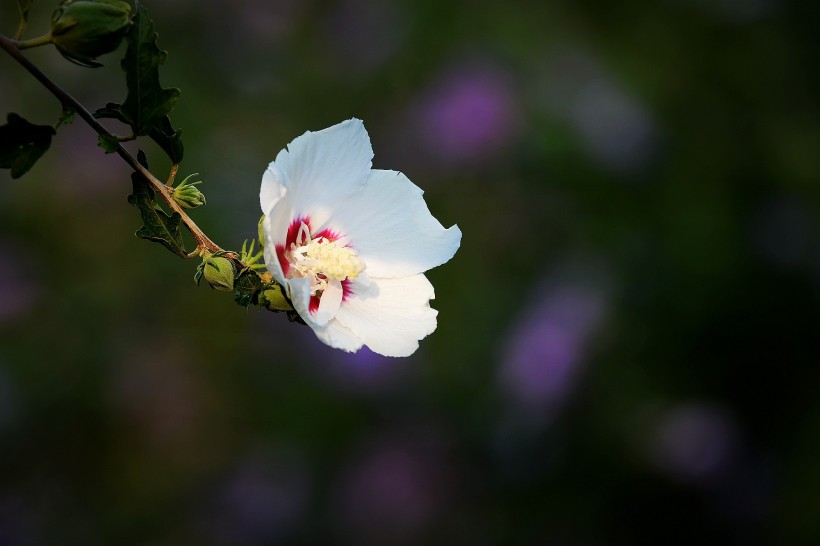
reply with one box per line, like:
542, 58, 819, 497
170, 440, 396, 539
50, 0, 132, 67
170, 173, 206, 209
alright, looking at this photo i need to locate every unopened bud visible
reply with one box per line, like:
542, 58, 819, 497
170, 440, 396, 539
171, 174, 206, 209
203, 256, 235, 291
50, 0, 132, 68
257, 215, 266, 248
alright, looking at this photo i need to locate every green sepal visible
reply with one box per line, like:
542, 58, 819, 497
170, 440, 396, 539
127, 152, 187, 257
234, 268, 264, 308
93, 1, 183, 163
0, 113, 56, 179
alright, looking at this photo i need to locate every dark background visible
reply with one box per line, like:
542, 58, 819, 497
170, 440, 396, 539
2, 0, 820, 544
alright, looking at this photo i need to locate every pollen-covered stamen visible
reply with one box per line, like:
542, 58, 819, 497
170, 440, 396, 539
287, 222, 365, 296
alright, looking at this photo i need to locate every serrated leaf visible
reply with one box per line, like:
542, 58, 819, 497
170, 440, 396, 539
94, 1, 183, 163
148, 115, 183, 163
127, 170, 187, 257
234, 269, 264, 308
0, 113, 56, 179
121, 1, 180, 132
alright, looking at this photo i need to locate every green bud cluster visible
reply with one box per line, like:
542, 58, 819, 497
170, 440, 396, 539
170, 173, 206, 209
50, 0, 132, 68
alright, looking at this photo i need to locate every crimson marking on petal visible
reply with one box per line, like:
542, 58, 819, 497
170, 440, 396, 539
275, 244, 289, 276
341, 279, 354, 302
309, 295, 320, 314
286, 215, 311, 247
313, 227, 341, 242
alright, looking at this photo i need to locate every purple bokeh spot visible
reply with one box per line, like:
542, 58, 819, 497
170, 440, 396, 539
415, 66, 519, 166
570, 78, 657, 173
500, 283, 606, 415
201, 450, 310, 544
651, 404, 737, 482
0, 241, 41, 325
332, 440, 442, 542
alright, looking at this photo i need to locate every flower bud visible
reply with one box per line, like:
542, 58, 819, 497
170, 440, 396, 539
50, 0, 132, 68
203, 256, 235, 291
257, 215, 266, 248
171, 175, 206, 209
259, 283, 293, 312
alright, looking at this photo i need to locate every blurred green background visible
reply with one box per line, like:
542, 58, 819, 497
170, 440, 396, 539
2, 0, 820, 544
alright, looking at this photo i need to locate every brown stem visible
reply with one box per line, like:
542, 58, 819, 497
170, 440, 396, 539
0, 33, 222, 255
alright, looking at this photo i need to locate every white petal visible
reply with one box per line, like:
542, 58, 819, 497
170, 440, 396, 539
314, 279, 343, 326
268, 119, 373, 216
335, 275, 438, 357
330, 169, 461, 278
261, 195, 293, 285
259, 162, 287, 216
313, 319, 364, 353
285, 276, 315, 328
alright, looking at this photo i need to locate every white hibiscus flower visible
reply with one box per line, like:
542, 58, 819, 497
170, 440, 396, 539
259, 119, 461, 357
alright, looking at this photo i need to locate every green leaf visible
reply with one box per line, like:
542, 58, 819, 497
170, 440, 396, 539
94, 1, 184, 163
148, 115, 184, 163
0, 113, 56, 179
127, 166, 187, 257
234, 269, 264, 308
98, 134, 119, 154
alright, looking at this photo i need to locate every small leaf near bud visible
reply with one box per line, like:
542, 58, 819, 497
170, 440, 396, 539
202, 255, 235, 291
171, 173, 206, 209
259, 282, 293, 312
50, 0, 132, 68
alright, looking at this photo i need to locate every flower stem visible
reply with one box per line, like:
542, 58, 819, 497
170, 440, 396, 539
0, 32, 224, 256
14, 33, 53, 49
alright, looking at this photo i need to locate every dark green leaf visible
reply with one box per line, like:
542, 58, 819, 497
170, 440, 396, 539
120, 1, 179, 132
98, 134, 119, 154
0, 113, 56, 179
234, 269, 264, 308
127, 170, 187, 257
148, 116, 183, 163
94, 1, 183, 163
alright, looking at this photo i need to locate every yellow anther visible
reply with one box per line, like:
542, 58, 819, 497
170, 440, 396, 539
290, 237, 365, 284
